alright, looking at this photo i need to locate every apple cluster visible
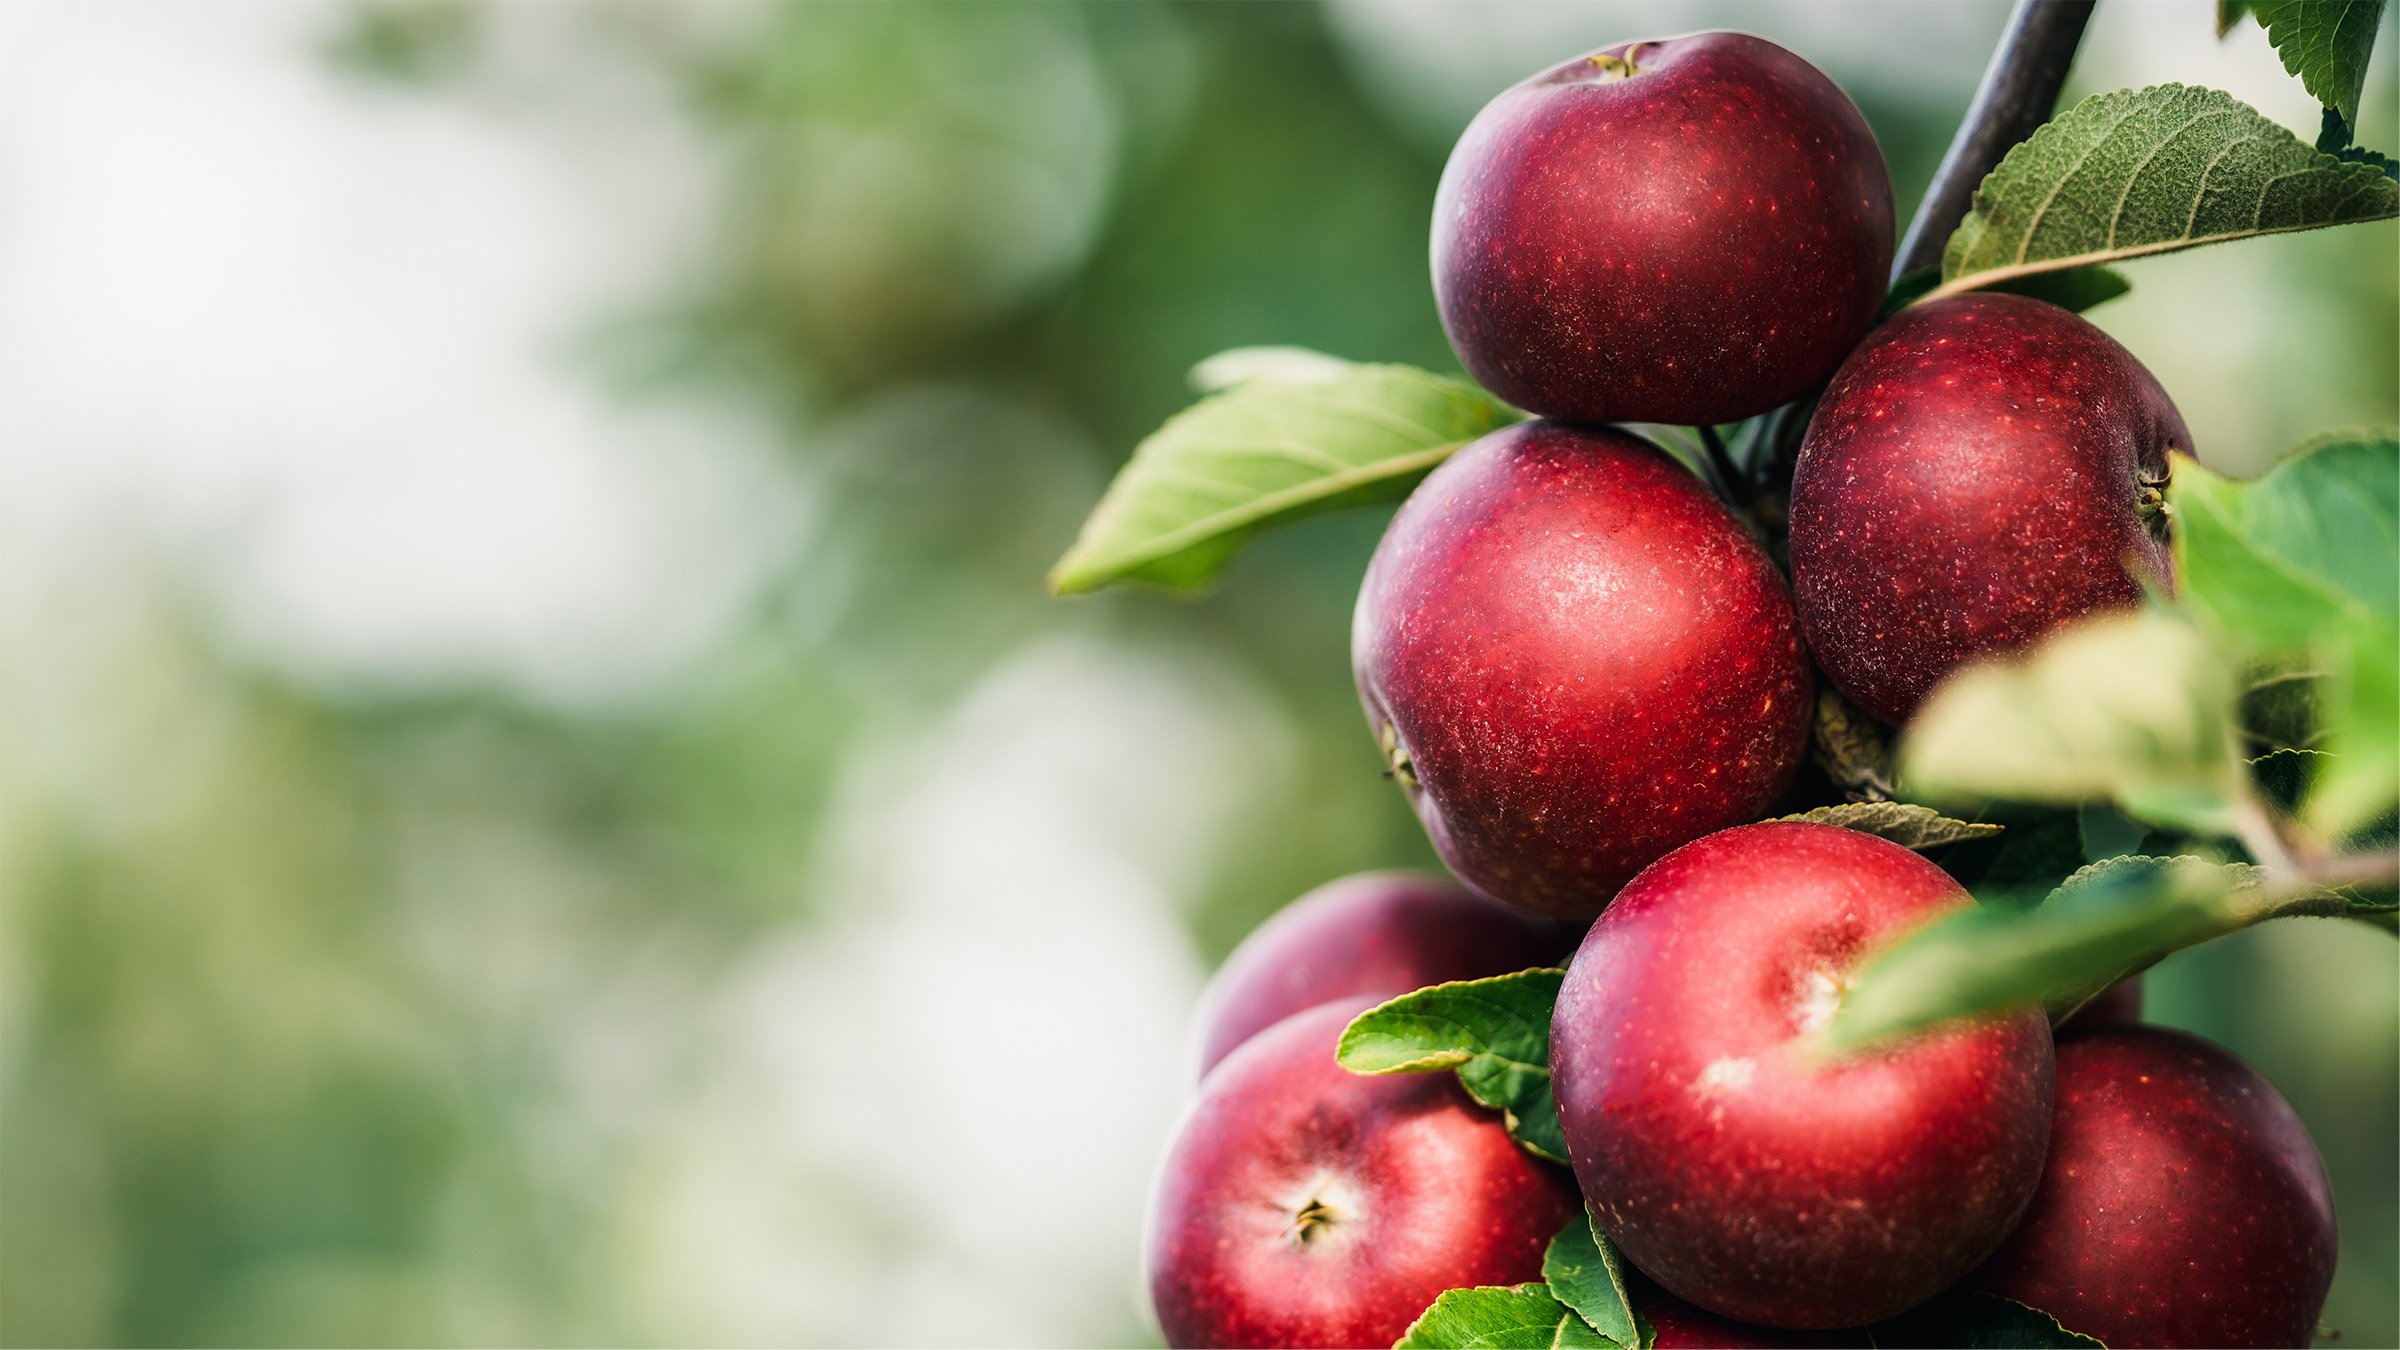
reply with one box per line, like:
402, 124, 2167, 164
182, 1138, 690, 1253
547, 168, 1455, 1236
1145, 30, 2345, 1350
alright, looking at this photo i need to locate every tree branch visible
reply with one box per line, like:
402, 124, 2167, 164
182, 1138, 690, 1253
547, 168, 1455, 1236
1892, 0, 2097, 280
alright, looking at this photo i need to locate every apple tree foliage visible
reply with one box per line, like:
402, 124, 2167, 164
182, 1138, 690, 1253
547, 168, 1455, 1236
1056, 8, 2397, 1348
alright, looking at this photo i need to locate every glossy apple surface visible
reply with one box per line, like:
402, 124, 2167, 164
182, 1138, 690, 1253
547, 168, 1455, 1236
1637, 1275, 1853, 1348
1193, 871, 1575, 1077
1976, 1025, 2336, 1349
1789, 292, 2194, 725
1147, 998, 1578, 1349
1432, 31, 1893, 425
1354, 422, 1814, 918
1551, 821, 2054, 1328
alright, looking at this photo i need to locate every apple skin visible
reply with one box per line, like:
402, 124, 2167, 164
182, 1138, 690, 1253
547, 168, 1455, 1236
1193, 871, 1578, 1078
1636, 1275, 1853, 1348
1146, 998, 1580, 1350
1975, 1025, 2337, 1349
1432, 31, 1893, 426
1354, 422, 1814, 919
1551, 821, 2055, 1328
1789, 292, 2194, 725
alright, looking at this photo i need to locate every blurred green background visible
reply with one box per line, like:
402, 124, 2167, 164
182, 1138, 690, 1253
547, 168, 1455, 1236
0, 2, 2391, 1346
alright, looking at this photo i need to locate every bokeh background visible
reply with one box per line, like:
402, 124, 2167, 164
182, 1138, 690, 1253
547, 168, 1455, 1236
0, 2, 2392, 1345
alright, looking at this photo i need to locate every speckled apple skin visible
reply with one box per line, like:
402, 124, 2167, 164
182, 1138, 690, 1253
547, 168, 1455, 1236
1975, 1026, 2336, 1349
1551, 822, 2055, 1329
1147, 999, 1579, 1350
1789, 293, 2194, 726
1353, 423, 1814, 920
1432, 31, 1893, 426
1193, 872, 1578, 1078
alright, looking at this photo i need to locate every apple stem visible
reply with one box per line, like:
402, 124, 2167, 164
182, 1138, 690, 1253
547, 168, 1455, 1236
1892, 0, 2097, 280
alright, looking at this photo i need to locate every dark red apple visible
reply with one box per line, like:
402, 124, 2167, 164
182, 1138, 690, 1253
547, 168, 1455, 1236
1975, 1025, 2336, 1349
1636, 1274, 1853, 1348
1550, 820, 2054, 1328
1354, 422, 1814, 919
1432, 31, 1893, 426
1789, 292, 2194, 725
1146, 998, 1579, 1349
1193, 871, 1575, 1077
2059, 974, 2143, 1029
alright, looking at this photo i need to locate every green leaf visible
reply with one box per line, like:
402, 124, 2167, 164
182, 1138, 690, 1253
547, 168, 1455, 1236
1540, 1214, 1647, 1350
1339, 970, 1569, 1163
1820, 855, 2260, 1053
1809, 687, 1896, 799
2239, 655, 2324, 752
1962, 808, 2091, 901
1884, 264, 2131, 318
1776, 802, 2001, 850
2252, 0, 2386, 124
2173, 437, 2398, 640
2220, 0, 2258, 35
1936, 84, 2399, 299
1187, 345, 1357, 391
1047, 353, 1519, 595
2318, 107, 2400, 180
1395, 1285, 1616, 1350
2172, 433, 2400, 834
1872, 1291, 2105, 1348
1899, 610, 2247, 834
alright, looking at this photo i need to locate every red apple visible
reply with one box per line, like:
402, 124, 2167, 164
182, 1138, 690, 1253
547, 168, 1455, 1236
1788, 292, 2194, 725
1550, 820, 2054, 1328
1975, 1025, 2337, 1349
1146, 998, 1579, 1349
1432, 31, 1893, 426
1354, 422, 1814, 919
1636, 1274, 1853, 1348
1193, 871, 1576, 1077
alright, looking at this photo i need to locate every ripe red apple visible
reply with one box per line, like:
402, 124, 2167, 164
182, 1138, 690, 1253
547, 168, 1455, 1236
1635, 1274, 1852, 1348
1146, 998, 1579, 1349
1789, 292, 2194, 725
1354, 422, 1814, 919
1193, 871, 1576, 1077
1975, 1025, 2337, 1349
1432, 31, 1893, 426
1550, 820, 2054, 1328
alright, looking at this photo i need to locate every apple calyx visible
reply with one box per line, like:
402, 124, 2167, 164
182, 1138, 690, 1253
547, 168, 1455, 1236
1287, 1193, 1345, 1246
1377, 719, 1420, 791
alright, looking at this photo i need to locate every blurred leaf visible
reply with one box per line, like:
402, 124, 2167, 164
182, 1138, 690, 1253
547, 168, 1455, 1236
2078, 803, 2151, 861
1396, 1285, 1616, 1350
1777, 802, 2001, 850
2173, 437, 2398, 640
2250, 0, 2385, 124
2251, 747, 2327, 812
1049, 357, 1518, 595
1540, 1213, 1648, 1350
2318, 106, 2400, 180
1821, 856, 2261, 1052
1338, 970, 1568, 1163
2239, 656, 2324, 751
1872, 1291, 2105, 1348
1899, 611, 2246, 834
2220, 0, 2258, 35
2314, 636, 2400, 835
1884, 264, 2130, 317
1937, 85, 2399, 298
2173, 434, 2400, 833
1188, 345, 1357, 391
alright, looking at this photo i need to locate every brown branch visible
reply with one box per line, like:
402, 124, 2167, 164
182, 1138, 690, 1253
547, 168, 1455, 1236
1893, 0, 2098, 280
